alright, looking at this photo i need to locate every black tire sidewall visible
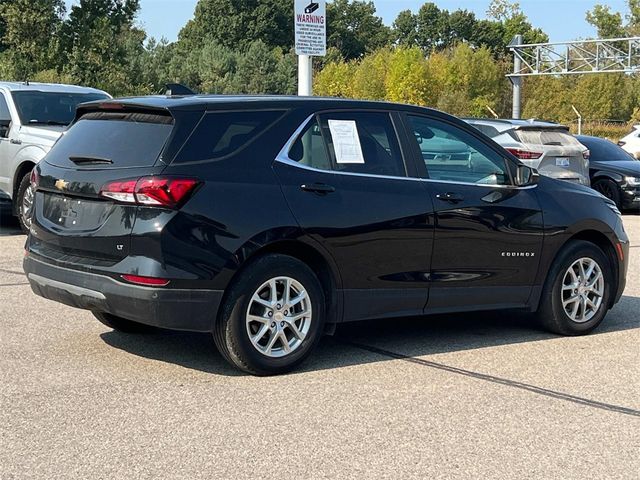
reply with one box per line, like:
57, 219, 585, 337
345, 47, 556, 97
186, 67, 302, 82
15, 172, 32, 234
217, 254, 325, 375
544, 241, 612, 335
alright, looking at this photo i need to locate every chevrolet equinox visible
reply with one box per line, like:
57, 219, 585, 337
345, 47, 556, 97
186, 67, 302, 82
23, 96, 629, 375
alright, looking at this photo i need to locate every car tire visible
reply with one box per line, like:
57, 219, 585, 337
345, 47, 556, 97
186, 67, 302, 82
593, 179, 622, 210
93, 311, 157, 333
536, 240, 612, 336
15, 171, 34, 234
213, 254, 325, 376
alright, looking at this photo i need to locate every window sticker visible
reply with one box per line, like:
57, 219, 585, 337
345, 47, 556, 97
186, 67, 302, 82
328, 119, 365, 164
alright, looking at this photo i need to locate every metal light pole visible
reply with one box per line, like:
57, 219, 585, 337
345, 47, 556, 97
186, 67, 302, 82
511, 34, 523, 119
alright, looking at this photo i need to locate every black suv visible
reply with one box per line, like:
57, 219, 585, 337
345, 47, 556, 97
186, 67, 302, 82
24, 96, 629, 375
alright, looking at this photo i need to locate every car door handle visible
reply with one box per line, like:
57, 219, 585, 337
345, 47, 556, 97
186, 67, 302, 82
300, 183, 336, 194
436, 192, 464, 203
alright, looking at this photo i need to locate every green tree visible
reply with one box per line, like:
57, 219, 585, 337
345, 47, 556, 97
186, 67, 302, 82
326, 0, 391, 60
314, 60, 357, 98
393, 10, 418, 47
415, 3, 448, 52
385, 47, 433, 105
60, 0, 145, 95
0, 0, 65, 78
178, 0, 292, 51
586, 5, 625, 38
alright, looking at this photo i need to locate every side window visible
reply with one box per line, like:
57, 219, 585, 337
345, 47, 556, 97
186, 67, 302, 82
408, 115, 511, 186
288, 112, 407, 177
0, 94, 11, 121
174, 110, 284, 163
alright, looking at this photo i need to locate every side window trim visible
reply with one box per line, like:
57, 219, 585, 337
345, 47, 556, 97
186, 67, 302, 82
278, 109, 418, 180
404, 113, 517, 187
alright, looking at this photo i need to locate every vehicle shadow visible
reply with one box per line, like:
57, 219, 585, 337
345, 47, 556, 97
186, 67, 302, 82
0, 211, 22, 237
100, 294, 640, 376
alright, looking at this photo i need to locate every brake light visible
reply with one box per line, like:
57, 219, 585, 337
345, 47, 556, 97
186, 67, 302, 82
121, 274, 170, 287
100, 177, 200, 208
30, 168, 39, 189
583, 150, 590, 160
505, 148, 543, 160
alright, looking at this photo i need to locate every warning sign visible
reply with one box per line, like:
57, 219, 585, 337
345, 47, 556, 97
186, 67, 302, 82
295, 0, 326, 56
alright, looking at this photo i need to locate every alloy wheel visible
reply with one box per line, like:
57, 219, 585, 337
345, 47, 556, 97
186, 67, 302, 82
561, 257, 604, 323
246, 276, 312, 358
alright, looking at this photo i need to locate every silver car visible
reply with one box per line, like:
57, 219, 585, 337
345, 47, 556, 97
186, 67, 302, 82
465, 118, 590, 186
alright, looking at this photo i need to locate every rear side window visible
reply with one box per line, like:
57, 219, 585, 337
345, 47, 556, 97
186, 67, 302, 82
45, 111, 174, 169
289, 111, 407, 177
174, 110, 284, 163
470, 123, 500, 138
516, 129, 581, 147
0, 93, 11, 121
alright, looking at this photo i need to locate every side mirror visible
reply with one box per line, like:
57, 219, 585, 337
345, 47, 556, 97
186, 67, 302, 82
0, 119, 10, 138
515, 164, 540, 187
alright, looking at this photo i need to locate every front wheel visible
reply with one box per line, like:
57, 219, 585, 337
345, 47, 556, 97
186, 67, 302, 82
535, 240, 612, 335
213, 254, 325, 375
593, 179, 622, 210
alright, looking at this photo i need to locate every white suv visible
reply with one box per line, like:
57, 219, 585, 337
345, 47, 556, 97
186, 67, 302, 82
0, 82, 110, 232
619, 125, 640, 159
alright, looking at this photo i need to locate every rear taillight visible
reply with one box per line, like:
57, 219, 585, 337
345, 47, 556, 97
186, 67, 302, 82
121, 274, 170, 287
100, 177, 200, 208
30, 168, 39, 189
505, 148, 543, 160
582, 150, 590, 160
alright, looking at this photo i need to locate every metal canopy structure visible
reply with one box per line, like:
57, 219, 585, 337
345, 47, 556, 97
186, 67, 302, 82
508, 36, 640, 118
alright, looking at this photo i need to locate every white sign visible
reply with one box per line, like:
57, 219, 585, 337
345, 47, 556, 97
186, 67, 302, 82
295, 0, 326, 56
328, 120, 365, 164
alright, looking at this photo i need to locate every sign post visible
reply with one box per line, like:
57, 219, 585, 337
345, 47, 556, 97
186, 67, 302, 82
294, 1, 326, 96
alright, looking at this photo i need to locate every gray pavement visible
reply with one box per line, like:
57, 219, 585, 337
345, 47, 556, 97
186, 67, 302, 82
1, 212, 639, 479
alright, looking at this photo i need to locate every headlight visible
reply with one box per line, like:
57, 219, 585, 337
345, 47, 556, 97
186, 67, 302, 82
624, 176, 640, 186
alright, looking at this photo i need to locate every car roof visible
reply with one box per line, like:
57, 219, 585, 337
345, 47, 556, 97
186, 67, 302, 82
82, 94, 447, 115
463, 117, 567, 131
0, 81, 108, 95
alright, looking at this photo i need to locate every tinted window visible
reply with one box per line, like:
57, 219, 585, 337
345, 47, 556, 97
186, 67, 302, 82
289, 112, 406, 177
11, 91, 108, 126
470, 123, 500, 138
175, 110, 284, 163
579, 137, 636, 162
0, 93, 11, 121
516, 129, 581, 147
408, 115, 511, 185
45, 112, 173, 168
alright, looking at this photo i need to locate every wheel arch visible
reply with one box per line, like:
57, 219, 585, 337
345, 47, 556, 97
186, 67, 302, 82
541, 229, 620, 311
12, 160, 36, 214
223, 238, 343, 328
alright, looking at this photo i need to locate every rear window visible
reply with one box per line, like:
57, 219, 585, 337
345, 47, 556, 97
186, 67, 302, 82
173, 110, 284, 163
45, 111, 173, 168
516, 129, 581, 147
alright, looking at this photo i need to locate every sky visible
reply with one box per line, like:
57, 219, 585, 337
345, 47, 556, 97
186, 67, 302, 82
64, 0, 631, 44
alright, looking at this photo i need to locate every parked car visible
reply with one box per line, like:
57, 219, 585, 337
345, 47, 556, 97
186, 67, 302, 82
465, 118, 591, 186
23, 96, 629, 375
577, 135, 640, 211
618, 125, 640, 159
0, 82, 110, 232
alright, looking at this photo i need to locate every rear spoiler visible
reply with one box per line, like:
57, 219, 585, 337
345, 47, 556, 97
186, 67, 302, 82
73, 101, 173, 124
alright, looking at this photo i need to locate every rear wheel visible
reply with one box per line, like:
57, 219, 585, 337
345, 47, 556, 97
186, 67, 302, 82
593, 179, 622, 210
536, 240, 612, 335
93, 312, 157, 333
15, 172, 34, 234
213, 254, 325, 375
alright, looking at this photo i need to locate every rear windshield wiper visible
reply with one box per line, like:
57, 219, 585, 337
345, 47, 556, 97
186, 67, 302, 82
28, 120, 69, 126
69, 156, 113, 165
543, 142, 563, 146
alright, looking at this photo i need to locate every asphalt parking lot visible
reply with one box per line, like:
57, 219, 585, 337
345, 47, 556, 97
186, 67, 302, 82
1, 212, 639, 480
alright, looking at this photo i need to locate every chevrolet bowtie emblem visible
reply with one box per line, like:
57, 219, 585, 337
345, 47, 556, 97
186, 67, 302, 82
55, 179, 69, 191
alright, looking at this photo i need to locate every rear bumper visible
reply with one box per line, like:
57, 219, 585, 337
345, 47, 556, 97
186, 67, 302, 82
23, 255, 223, 332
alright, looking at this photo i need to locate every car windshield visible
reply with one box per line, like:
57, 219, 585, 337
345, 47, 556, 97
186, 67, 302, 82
11, 91, 109, 126
580, 137, 638, 162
